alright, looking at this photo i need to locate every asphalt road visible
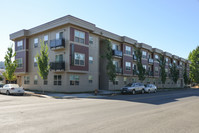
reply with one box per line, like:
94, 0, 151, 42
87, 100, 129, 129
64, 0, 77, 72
1, 89, 199, 133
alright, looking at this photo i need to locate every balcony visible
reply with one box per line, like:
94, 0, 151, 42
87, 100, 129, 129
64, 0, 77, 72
115, 67, 122, 74
50, 38, 65, 50
50, 62, 65, 71
112, 50, 122, 57
148, 58, 154, 64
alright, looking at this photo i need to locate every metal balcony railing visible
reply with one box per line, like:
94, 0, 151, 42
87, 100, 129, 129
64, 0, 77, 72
50, 61, 65, 71
112, 50, 122, 57
50, 38, 65, 49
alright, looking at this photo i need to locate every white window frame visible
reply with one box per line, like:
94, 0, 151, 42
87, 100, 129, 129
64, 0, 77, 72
112, 43, 118, 50
17, 40, 23, 50
74, 53, 85, 66
70, 75, 79, 85
74, 30, 85, 44
125, 62, 131, 71
16, 58, 23, 68
142, 51, 147, 58
125, 46, 131, 55
89, 56, 93, 64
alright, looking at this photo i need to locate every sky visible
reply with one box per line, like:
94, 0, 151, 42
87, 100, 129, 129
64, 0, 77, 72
0, 0, 199, 61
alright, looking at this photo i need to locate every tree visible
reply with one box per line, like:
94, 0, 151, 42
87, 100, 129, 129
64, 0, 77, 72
35, 40, 50, 93
101, 39, 116, 84
183, 66, 188, 85
3, 45, 17, 82
188, 46, 199, 83
158, 55, 167, 84
170, 63, 179, 84
135, 48, 145, 81
0, 75, 4, 81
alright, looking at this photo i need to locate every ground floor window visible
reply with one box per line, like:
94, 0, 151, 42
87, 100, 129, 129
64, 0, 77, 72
44, 79, 48, 85
70, 75, 79, 85
34, 75, 38, 85
54, 75, 61, 85
123, 77, 127, 85
88, 75, 93, 83
24, 76, 30, 84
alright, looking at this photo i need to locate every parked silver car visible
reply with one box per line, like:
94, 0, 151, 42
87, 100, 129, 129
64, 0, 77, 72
144, 84, 157, 93
0, 84, 24, 95
121, 83, 145, 94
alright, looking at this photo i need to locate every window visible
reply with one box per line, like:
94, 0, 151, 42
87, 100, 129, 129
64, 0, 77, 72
124, 77, 127, 85
17, 40, 23, 50
56, 32, 63, 39
44, 79, 48, 85
112, 43, 118, 50
155, 55, 159, 60
133, 51, 137, 60
113, 60, 119, 68
133, 64, 137, 70
34, 38, 38, 48
16, 58, 23, 68
165, 68, 168, 73
88, 75, 93, 83
54, 75, 62, 85
34, 75, 38, 85
74, 30, 85, 44
125, 46, 131, 55
113, 77, 119, 85
125, 62, 131, 71
142, 51, 147, 58
70, 75, 79, 85
44, 35, 48, 45
34, 57, 37, 67
55, 54, 63, 62
24, 76, 30, 84
155, 67, 159, 73
143, 65, 147, 70
89, 36, 93, 44
165, 58, 168, 62
180, 62, 182, 65
74, 53, 85, 66
173, 60, 176, 64
89, 56, 93, 64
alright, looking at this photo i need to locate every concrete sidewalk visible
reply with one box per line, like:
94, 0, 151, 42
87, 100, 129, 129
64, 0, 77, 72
25, 91, 108, 99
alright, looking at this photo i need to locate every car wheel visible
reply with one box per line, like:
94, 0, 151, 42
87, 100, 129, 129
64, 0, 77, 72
132, 90, 136, 95
154, 89, 157, 93
148, 90, 150, 94
141, 89, 145, 94
6, 90, 10, 95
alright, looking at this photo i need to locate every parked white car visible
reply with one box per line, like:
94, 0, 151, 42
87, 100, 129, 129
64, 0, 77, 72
0, 84, 24, 95
121, 83, 145, 94
144, 84, 157, 93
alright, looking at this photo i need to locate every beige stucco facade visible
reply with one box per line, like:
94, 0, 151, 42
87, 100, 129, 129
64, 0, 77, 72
10, 15, 190, 92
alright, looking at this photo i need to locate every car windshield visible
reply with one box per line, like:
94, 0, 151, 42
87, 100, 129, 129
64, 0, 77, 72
146, 84, 151, 87
125, 83, 132, 87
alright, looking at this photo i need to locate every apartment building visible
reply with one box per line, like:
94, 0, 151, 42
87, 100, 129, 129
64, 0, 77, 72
10, 15, 191, 92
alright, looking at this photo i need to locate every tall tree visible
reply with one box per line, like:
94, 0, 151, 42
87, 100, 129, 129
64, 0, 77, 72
170, 63, 179, 84
35, 40, 50, 93
188, 46, 199, 83
135, 48, 145, 81
158, 55, 167, 84
101, 39, 116, 83
3, 45, 17, 82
